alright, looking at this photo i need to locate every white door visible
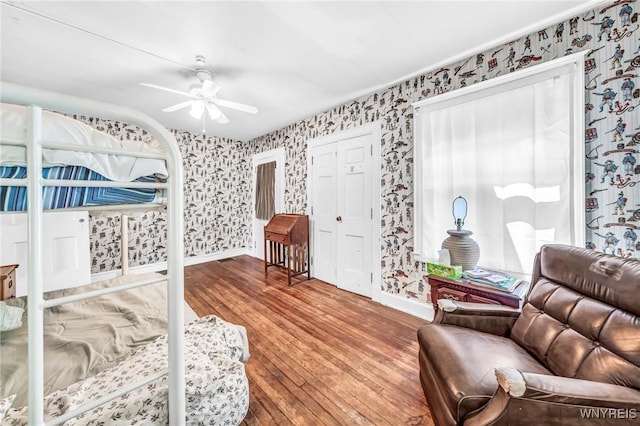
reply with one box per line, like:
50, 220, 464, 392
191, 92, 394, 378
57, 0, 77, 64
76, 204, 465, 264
252, 148, 285, 260
337, 135, 372, 297
311, 143, 338, 284
310, 131, 375, 298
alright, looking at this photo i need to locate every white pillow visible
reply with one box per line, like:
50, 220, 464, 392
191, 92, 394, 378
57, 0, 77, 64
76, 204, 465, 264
0, 301, 24, 331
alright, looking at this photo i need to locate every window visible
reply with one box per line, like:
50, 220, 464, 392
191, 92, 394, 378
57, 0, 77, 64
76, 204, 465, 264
413, 53, 586, 277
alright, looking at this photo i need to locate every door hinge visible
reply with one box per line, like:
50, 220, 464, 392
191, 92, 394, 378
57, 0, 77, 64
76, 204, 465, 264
370, 144, 373, 156
311, 156, 314, 165
310, 256, 313, 266
371, 207, 373, 219
370, 272, 373, 283
311, 206, 314, 215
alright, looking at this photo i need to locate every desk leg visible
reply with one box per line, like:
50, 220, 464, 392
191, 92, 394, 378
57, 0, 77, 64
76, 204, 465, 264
286, 245, 292, 286
306, 237, 311, 280
264, 238, 268, 276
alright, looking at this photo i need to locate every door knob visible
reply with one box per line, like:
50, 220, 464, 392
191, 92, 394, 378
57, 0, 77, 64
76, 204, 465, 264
336, 216, 342, 222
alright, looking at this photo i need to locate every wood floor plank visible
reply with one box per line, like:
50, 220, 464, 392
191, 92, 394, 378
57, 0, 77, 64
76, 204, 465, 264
247, 380, 295, 426
202, 289, 380, 425
184, 255, 434, 426
203, 284, 393, 425
229, 283, 424, 411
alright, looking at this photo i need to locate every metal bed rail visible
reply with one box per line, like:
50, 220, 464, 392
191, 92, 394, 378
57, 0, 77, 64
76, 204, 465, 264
0, 83, 185, 425
0, 178, 168, 189
3, 137, 168, 160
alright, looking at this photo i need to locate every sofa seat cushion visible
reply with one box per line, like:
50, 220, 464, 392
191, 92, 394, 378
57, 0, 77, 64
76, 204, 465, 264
417, 323, 552, 421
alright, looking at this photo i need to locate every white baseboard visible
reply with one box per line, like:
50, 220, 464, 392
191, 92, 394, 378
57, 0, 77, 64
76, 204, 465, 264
184, 247, 249, 266
374, 291, 434, 321
91, 247, 250, 282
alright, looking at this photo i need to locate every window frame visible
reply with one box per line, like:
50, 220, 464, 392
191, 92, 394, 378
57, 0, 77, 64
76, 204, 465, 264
412, 51, 587, 274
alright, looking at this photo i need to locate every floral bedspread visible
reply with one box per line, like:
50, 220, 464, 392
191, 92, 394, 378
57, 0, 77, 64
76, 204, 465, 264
3, 315, 249, 425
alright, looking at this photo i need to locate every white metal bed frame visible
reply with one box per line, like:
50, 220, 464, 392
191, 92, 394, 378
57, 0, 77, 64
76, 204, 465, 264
0, 82, 186, 425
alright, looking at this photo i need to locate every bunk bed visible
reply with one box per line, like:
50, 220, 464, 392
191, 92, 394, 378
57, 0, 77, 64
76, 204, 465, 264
0, 84, 250, 425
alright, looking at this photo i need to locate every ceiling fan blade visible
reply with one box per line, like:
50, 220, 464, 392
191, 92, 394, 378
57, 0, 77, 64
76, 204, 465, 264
162, 100, 194, 112
202, 80, 221, 97
140, 83, 195, 98
212, 98, 258, 114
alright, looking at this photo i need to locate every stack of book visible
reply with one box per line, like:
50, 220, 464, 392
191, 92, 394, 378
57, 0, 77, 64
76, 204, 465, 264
463, 268, 522, 293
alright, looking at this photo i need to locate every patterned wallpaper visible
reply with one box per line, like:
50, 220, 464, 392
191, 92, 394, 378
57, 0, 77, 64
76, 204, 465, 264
69, 115, 251, 273
247, 0, 640, 301
74, 0, 637, 303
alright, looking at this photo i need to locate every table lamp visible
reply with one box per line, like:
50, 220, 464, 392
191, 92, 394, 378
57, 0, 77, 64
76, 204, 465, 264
441, 196, 480, 270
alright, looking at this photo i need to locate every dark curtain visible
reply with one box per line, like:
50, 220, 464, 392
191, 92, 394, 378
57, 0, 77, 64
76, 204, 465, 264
255, 161, 276, 220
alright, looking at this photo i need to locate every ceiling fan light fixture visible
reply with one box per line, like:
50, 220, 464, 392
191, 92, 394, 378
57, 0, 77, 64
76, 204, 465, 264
217, 113, 230, 124
189, 101, 204, 119
205, 102, 222, 120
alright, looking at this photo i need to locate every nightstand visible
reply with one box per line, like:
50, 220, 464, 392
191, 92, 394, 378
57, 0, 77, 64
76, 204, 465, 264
1, 264, 18, 300
428, 274, 529, 311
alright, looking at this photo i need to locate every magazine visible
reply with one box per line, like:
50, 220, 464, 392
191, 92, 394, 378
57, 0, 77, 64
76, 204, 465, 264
463, 267, 522, 293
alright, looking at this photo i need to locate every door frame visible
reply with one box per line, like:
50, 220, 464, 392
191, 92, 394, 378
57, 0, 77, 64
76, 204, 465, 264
306, 121, 382, 301
251, 147, 285, 258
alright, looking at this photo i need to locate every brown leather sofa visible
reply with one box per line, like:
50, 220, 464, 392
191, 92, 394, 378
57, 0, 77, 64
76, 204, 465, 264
417, 244, 640, 425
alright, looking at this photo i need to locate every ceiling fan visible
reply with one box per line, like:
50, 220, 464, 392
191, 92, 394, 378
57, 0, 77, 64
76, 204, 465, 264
140, 55, 258, 130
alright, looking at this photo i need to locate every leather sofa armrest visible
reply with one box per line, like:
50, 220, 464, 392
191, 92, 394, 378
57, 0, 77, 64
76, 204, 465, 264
434, 299, 520, 337
464, 368, 640, 426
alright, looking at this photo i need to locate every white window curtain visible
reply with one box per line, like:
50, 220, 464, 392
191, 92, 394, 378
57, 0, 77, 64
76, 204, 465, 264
413, 53, 585, 277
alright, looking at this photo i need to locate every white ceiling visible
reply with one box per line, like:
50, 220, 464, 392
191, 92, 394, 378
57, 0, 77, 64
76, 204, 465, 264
1, 1, 599, 141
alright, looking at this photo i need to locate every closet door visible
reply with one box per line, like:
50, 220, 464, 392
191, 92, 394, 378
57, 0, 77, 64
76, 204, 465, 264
309, 133, 374, 298
310, 143, 338, 284
336, 135, 372, 297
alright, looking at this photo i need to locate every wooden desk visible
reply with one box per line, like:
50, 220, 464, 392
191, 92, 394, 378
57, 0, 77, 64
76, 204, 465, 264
428, 275, 529, 311
264, 214, 310, 286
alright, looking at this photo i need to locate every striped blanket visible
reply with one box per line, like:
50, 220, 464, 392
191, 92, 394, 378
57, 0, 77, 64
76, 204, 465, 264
0, 166, 161, 211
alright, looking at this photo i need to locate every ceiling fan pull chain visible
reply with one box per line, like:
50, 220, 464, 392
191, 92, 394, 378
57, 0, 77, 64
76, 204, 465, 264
202, 113, 206, 134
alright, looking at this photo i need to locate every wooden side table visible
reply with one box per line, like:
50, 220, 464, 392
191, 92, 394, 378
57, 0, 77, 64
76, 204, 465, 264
1, 264, 18, 300
428, 275, 529, 311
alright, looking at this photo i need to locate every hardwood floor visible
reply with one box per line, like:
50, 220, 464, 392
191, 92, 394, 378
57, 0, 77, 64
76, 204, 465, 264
184, 255, 434, 426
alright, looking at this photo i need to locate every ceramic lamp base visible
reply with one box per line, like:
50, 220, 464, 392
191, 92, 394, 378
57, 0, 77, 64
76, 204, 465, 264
442, 229, 480, 271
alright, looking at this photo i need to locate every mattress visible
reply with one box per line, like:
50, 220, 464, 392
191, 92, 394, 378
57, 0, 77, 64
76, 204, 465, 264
3, 316, 249, 426
0, 103, 168, 181
1, 103, 169, 211
0, 273, 170, 407
0, 165, 162, 211
0, 273, 250, 425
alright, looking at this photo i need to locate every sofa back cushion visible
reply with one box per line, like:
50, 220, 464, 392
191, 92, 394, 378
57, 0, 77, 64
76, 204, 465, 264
511, 244, 640, 390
